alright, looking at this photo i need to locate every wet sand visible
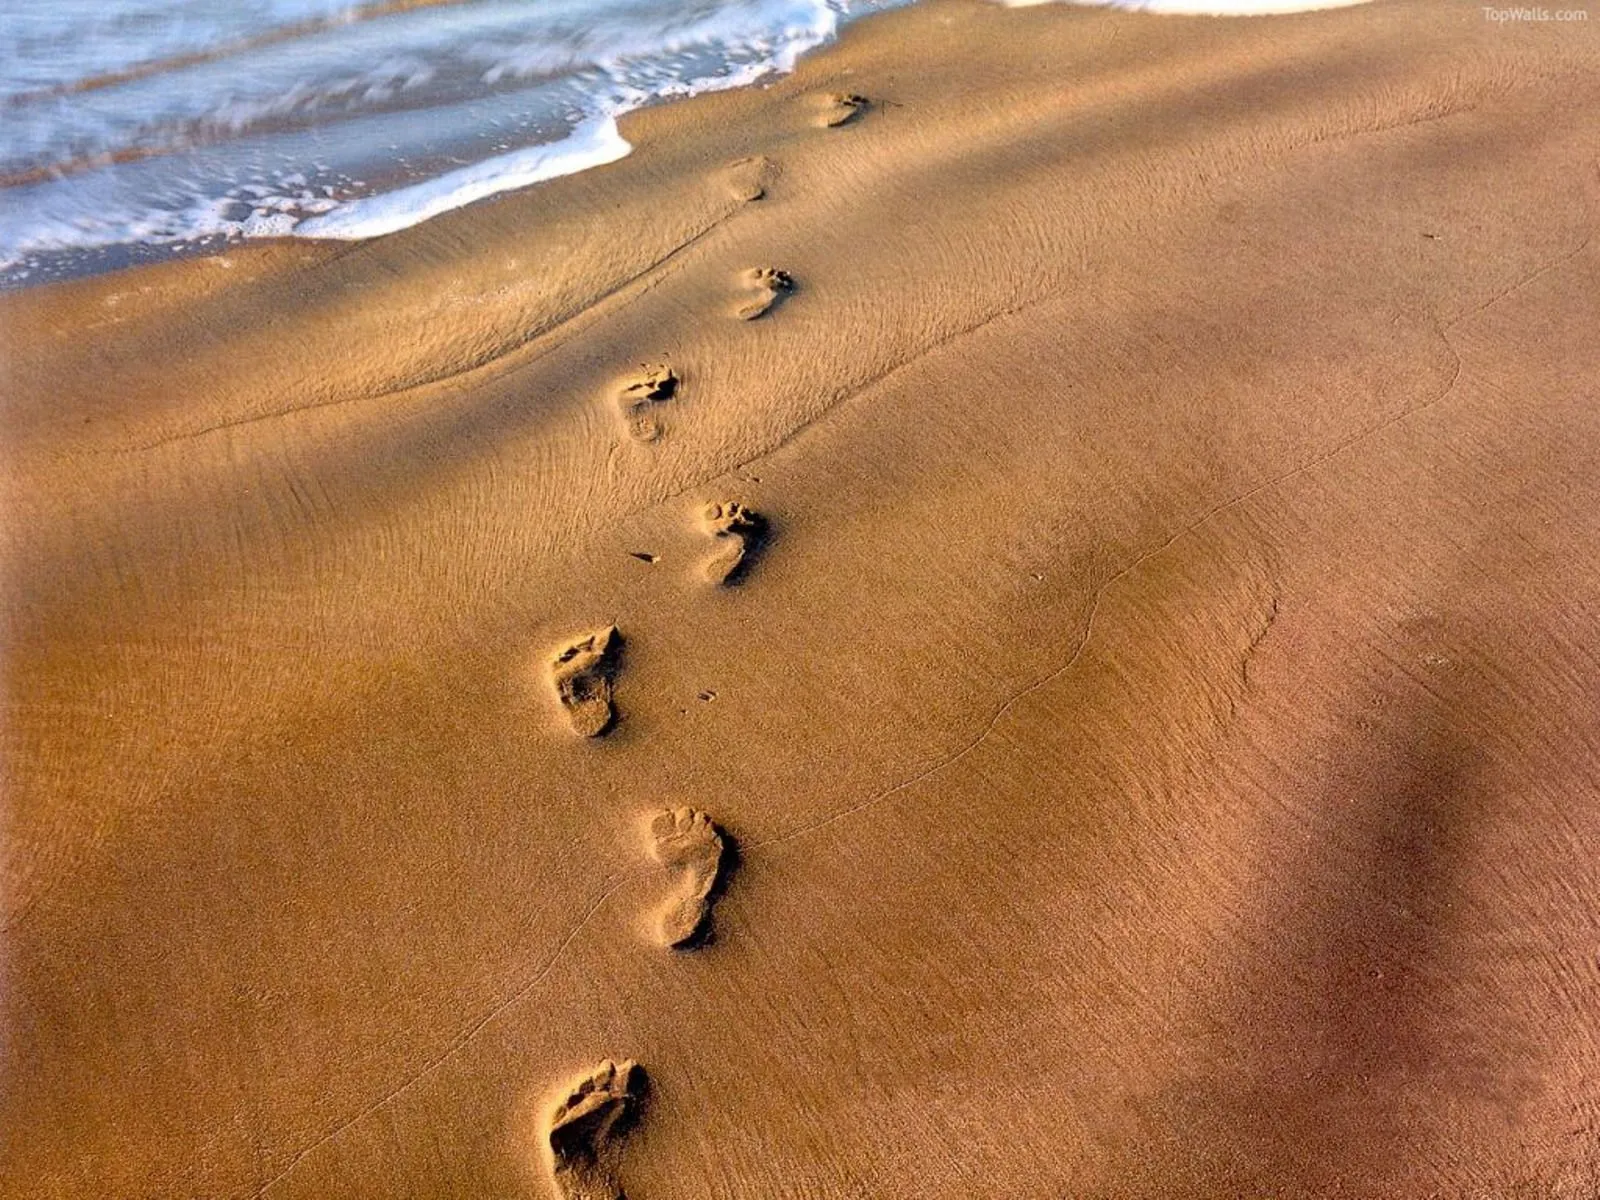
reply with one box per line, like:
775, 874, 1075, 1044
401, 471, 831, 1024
4, 1, 1600, 1196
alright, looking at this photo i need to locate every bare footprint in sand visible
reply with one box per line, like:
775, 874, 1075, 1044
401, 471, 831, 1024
616, 364, 677, 442
551, 627, 621, 737
817, 92, 868, 128
700, 500, 766, 584
721, 154, 778, 202
546, 1059, 646, 1200
733, 267, 794, 321
650, 808, 727, 948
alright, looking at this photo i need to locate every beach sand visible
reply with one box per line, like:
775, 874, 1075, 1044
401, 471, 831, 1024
4, 1, 1600, 1195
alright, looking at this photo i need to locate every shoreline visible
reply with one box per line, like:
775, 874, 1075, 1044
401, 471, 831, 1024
5, 0, 1600, 1196
0, 0, 1392, 292
0, 0, 889, 291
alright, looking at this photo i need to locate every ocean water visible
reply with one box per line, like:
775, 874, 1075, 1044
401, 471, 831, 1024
0, 0, 909, 285
0, 0, 1365, 287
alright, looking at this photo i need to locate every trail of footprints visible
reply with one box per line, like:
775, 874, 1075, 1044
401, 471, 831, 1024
536, 116, 865, 1199
543, 402, 765, 1198
610, 261, 789, 441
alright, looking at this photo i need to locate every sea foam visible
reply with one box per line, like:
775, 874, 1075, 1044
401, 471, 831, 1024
1, 0, 1369, 286
0, 0, 871, 284
997, 0, 1368, 12
293, 114, 633, 240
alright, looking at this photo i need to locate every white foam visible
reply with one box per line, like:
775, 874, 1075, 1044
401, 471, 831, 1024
288, 0, 843, 245
0, 187, 329, 270
291, 114, 632, 241
998, 0, 1367, 11
1, 0, 897, 279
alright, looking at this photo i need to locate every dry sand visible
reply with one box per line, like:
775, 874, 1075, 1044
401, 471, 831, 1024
4, 1, 1600, 1195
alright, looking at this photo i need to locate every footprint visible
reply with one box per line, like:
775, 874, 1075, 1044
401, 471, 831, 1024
546, 1059, 646, 1200
721, 154, 778, 202
700, 500, 766, 585
650, 807, 727, 948
733, 267, 794, 322
616, 364, 677, 443
550, 626, 621, 738
817, 92, 868, 128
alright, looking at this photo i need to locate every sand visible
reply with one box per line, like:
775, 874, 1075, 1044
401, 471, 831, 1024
4, 0, 1600, 1195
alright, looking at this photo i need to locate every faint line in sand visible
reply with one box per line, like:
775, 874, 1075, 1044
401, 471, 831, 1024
751, 223, 1599, 852
95, 209, 737, 458
246, 868, 648, 1198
